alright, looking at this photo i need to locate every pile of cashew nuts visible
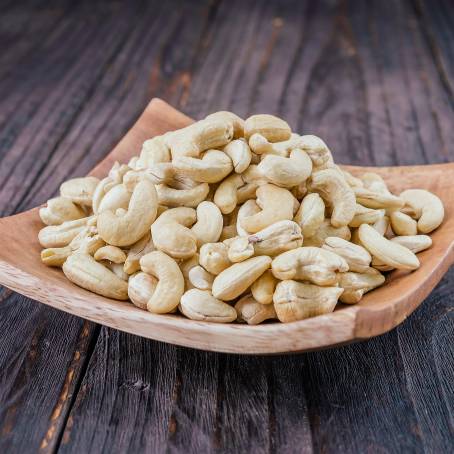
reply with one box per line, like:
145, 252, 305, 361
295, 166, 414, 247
38, 112, 445, 324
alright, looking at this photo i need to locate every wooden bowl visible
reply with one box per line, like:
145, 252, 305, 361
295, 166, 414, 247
0, 98, 453, 354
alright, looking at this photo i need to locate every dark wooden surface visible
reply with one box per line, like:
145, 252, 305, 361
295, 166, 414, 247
0, 0, 453, 452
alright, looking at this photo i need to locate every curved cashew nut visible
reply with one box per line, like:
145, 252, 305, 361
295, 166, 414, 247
244, 114, 291, 142
303, 219, 351, 247
180, 289, 237, 323
212, 256, 272, 301
354, 187, 404, 210
248, 133, 289, 156
257, 149, 312, 188
62, 253, 128, 300
39, 197, 86, 226
251, 270, 278, 305
94, 245, 126, 264
360, 172, 390, 194
399, 189, 444, 233
322, 237, 371, 273
191, 201, 223, 246
151, 207, 197, 259
273, 280, 343, 322
188, 265, 215, 290
235, 294, 277, 324
310, 168, 356, 227
223, 139, 251, 173
156, 182, 209, 208
294, 193, 325, 238
349, 204, 385, 228
97, 179, 158, 247
205, 111, 244, 138
358, 224, 419, 270
41, 246, 72, 267
140, 251, 184, 313
128, 272, 158, 310
299, 135, 333, 167
237, 200, 261, 236
38, 216, 93, 248
97, 183, 132, 214
239, 184, 294, 233
339, 269, 385, 304
60, 176, 100, 206
136, 136, 171, 169
172, 150, 233, 183
214, 174, 244, 214
199, 242, 231, 275
390, 211, 417, 236
271, 246, 349, 286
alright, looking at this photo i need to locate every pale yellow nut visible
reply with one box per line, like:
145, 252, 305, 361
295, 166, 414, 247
322, 237, 371, 273
310, 168, 356, 227
60, 176, 100, 206
94, 245, 126, 264
140, 251, 185, 313
354, 187, 404, 210
399, 189, 444, 233
236, 200, 261, 236
62, 253, 128, 300
390, 211, 417, 236
212, 256, 272, 301
205, 111, 244, 138
390, 235, 432, 253
191, 201, 223, 247
248, 133, 289, 157
69, 229, 104, 255
156, 182, 209, 208
272, 246, 349, 286
240, 184, 294, 233
235, 294, 277, 324
214, 174, 245, 214
298, 135, 333, 167
360, 172, 390, 194
38, 216, 93, 248
273, 280, 343, 323
128, 272, 158, 310
372, 215, 390, 236
180, 253, 200, 290
257, 149, 312, 188
339, 268, 385, 304
41, 246, 72, 267
188, 265, 215, 290
180, 289, 237, 323
123, 233, 155, 275
39, 197, 86, 226
251, 270, 277, 304
223, 139, 252, 173
294, 193, 325, 238
97, 183, 131, 214
97, 179, 158, 247
302, 219, 351, 247
244, 114, 291, 142
199, 242, 231, 275
228, 237, 255, 262
358, 224, 419, 270
136, 136, 171, 169
349, 204, 385, 228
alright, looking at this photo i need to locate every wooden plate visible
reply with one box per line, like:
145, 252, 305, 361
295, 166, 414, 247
0, 98, 453, 354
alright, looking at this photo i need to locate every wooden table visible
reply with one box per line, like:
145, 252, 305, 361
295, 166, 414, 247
0, 0, 453, 452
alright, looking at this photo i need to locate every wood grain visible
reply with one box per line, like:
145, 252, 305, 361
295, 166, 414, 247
0, 0, 453, 453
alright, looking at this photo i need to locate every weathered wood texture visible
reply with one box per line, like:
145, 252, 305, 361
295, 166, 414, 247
0, 0, 452, 453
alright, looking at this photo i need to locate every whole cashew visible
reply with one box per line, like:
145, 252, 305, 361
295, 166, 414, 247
251, 270, 278, 304
39, 197, 86, 226
310, 168, 356, 227
358, 224, 419, 270
97, 179, 158, 247
223, 139, 252, 173
271, 246, 349, 286
303, 219, 351, 247
136, 136, 171, 169
199, 242, 231, 275
41, 246, 72, 267
214, 174, 245, 214
63, 253, 128, 300
257, 148, 312, 188
294, 193, 325, 238
180, 289, 237, 323
390, 235, 432, 253
128, 272, 158, 310
172, 150, 233, 183
273, 280, 343, 323
244, 114, 291, 142
349, 204, 385, 228
235, 294, 277, 324
399, 189, 444, 233
156, 182, 209, 208
239, 184, 294, 233
339, 268, 385, 304
354, 187, 404, 210
97, 183, 132, 214
191, 201, 223, 246
140, 251, 185, 313
390, 211, 417, 236
38, 216, 93, 248
151, 207, 197, 259
60, 176, 100, 206
212, 256, 272, 301
237, 200, 261, 236
188, 265, 215, 290
322, 237, 371, 273
94, 245, 126, 264
205, 111, 245, 138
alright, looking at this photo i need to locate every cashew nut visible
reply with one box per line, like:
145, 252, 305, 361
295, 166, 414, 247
399, 189, 444, 233
188, 265, 215, 290
191, 201, 223, 246
199, 242, 231, 275
205, 111, 244, 138
303, 219, 351, 247
128, 272, 158, 310
236, 200, 261, 236
136, 136, 171, 169
322, 237, 371, 273
94, 245, 126, 264
235, 294, 277, 324
97, 183, 132, 214
63, 253, 128, 300
251, 270, 277, 304
223, 139, 251, 173
38, 216, 93, 248
273, 280, 343, 323
212, 256, 272, 301
244, 114, 291, 142
358, 224, 419, 270
390, 235, 432, 253
299, 135, 333, 167
228, 236, 255, 262
140, 251, 184, 313
339, 268, 385, 304
156, 182, 209, 208
180, 289, 237, 323
293, 193, 325, 238
97, 179, 158, 247
390, 211, 417, 236
59, 176, 100, 206
39, 197, 86, 226
272, 246, 349, 286
354, 187, 404, 210
214, 174, 245, 214
349, 204, 385, 228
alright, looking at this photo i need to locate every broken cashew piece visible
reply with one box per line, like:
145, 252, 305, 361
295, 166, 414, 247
199, 242, 231, 275
140, 251, 184, 313
251, 270, 278, 305
235, 294, 277, 324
